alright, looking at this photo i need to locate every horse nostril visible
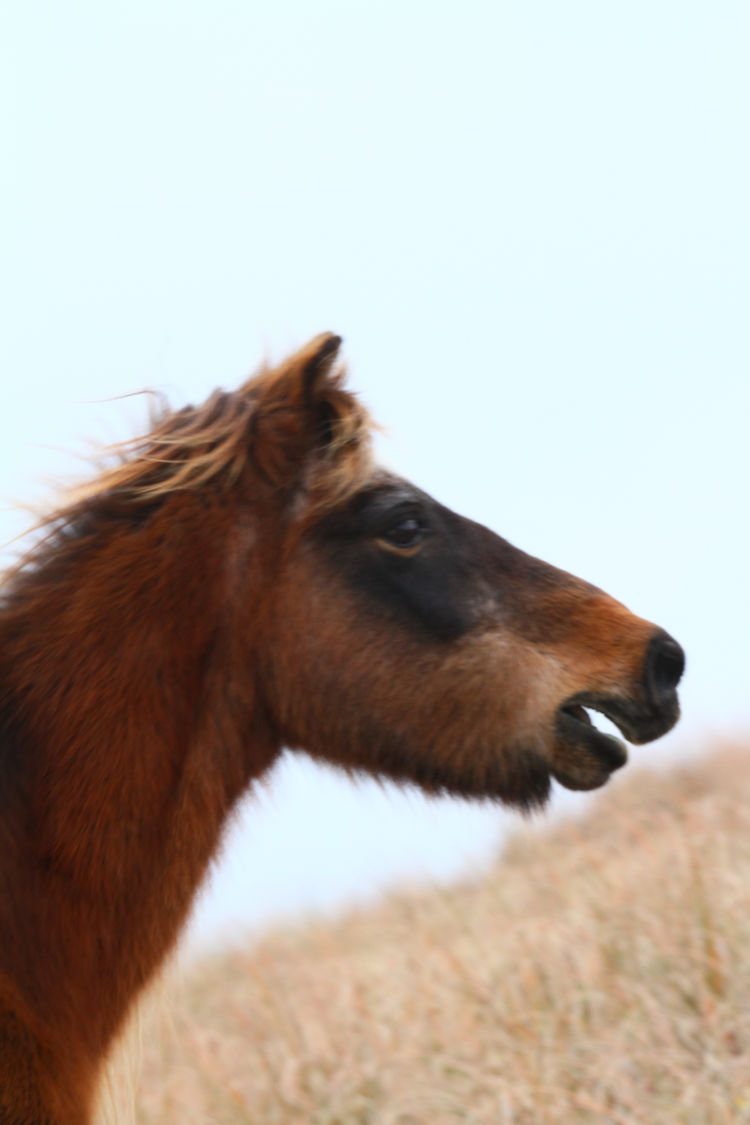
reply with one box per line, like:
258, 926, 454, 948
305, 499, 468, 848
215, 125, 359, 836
644, 632, 685, 703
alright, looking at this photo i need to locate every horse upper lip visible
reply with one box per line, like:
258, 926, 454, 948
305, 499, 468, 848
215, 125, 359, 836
558, 691, 680, 746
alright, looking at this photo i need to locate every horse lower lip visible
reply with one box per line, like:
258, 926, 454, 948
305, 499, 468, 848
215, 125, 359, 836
556, 709, 628, 771
550, 712, 628, 791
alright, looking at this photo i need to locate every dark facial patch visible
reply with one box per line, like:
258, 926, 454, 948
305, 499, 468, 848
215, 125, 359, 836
309, 481, 509, 642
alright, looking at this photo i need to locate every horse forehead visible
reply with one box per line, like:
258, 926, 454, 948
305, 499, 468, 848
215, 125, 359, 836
336, 465, 415, 498
289, 466, 420, 523
364, 467, 411, 489
351, 467, 431, 508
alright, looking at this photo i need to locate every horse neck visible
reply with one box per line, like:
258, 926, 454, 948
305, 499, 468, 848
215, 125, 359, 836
0, 493, 279, 1118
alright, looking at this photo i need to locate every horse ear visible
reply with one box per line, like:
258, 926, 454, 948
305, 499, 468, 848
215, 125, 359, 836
248, 333, 362, 490
299, 332, 343, 404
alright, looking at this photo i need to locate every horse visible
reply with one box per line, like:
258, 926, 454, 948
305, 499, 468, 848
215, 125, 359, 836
0, 334, 684, 1123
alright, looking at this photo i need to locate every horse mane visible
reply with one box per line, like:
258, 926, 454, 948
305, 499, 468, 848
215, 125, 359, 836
3, 334, 373, 596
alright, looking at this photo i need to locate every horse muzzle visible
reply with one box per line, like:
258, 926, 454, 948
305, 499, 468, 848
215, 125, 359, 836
550, 630, 685, 792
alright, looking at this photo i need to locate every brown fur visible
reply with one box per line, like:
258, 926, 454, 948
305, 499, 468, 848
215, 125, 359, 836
0, 335, 682, 1122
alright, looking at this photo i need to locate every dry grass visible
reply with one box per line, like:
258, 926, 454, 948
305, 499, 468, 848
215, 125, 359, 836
102, 744, 750, 1124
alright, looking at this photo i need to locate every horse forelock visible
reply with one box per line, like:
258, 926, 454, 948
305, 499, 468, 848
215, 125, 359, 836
68, 361, 372, 509
3, 344, 374, 590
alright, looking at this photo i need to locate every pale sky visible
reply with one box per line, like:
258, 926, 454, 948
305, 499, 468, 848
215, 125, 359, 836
2, 1, 748, 949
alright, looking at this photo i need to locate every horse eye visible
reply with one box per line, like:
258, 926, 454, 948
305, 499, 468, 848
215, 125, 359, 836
381, 517, 426, 550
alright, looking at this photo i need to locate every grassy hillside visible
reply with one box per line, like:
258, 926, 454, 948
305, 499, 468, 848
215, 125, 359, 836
102, 746, 750, 1124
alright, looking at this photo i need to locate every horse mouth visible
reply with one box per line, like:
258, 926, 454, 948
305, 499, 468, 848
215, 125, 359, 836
551, 689, 680, 791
